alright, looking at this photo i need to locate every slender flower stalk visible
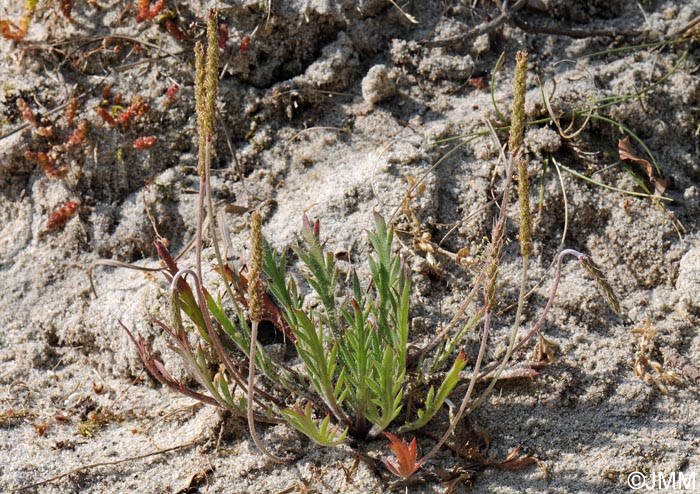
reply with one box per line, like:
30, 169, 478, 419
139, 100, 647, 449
474, 51, 531, 411
423, 308, 492, 461
191, 8, 254, 418
247, 211, 288, 463
508, 51, 528, 157
425, 52, 530, 461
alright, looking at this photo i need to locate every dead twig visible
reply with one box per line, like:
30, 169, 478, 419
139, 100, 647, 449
510, 10, 641, 39
422, 0, 641, 48
11, 440, 199, 492
421, 0, 528, 48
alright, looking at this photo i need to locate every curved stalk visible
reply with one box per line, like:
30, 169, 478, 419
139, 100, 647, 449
248, 320, 289, 463
466, 261, 528, 413
477, 249, 584, 379
422, 309, 492, 461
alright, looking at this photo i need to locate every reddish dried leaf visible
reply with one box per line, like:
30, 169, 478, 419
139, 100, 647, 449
218, 23, 228, 49
164, 19, 188, 41
68, 119, 88, 146
35, 126, 54, 138
65, 97, 79, 125
16, 98, 36, 125
240, 35, 250, 54
165, 83, 179, 100
464, 440, 545, 477
46, 201, 79, 230
468, 76, 487, 89
119, 320, 220, 407
0, 0, 35, 40
26, 150, 66, 179
33, 422, 49, 436
497, 444, 540, 470
149, 0, 165, 18
381, 433, 425, 479
152, 240, 201, 320
118, 96, 149, 125
435, 466, 474, 493
0, 20, 16, 40
135, 0, 150, 22
153, 240, 180, 276
96, 107, 116, 126
136, 0, 164, 22
133, 136, 156, 149
60, 0, 72, 18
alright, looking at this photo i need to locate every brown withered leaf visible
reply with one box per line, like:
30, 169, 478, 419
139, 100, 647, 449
618, 136, 667, 196
435, 466, 474, 493
461, 424, 546, 478
176, 466, 214, 494
471, 443, 547, 478
535, 332, 558, 364
496, 445, 544, 472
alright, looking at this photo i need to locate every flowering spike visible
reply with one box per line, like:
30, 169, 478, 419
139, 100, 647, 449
248, 211, 264, 323
578, 254, 621, 315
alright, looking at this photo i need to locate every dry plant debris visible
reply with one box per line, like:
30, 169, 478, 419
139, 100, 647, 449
631, 318, 681, 393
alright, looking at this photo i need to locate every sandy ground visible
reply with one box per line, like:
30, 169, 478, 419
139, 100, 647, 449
1, 1, 699, 493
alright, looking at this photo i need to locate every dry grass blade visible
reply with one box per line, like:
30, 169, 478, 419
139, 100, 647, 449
88, 259, 163, 297
387, 0, 418, 24
540, 77, 592, 140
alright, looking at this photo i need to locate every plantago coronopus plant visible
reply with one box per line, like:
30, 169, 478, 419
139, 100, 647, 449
117, 40, 622, 478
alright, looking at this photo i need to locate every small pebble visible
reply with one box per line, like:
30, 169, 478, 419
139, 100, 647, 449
361, 64, 396, 105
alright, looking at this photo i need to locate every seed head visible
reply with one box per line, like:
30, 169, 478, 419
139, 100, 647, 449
248, 211, 264, 322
